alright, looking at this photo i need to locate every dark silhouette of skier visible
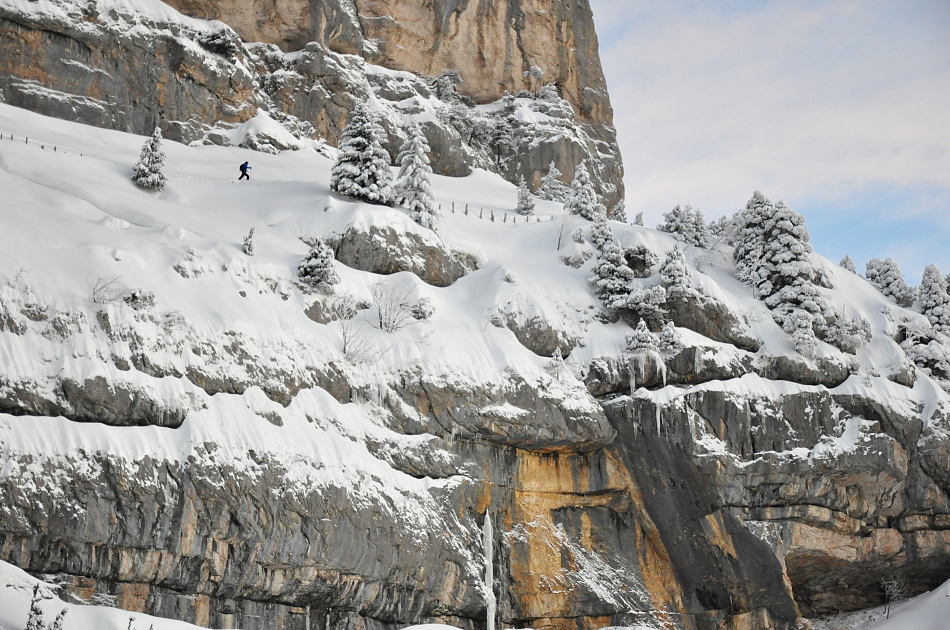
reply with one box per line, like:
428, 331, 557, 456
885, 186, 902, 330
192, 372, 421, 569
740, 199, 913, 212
239, 161, 251, 180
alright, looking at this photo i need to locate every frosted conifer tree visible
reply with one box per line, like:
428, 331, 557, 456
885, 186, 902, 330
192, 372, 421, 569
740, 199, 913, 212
919, 265, 950, 333
331, 104, 393, 205
52, 608, 67, 630
516, 176, 535, 215
792, 312, 818, 357
866, 258, 915, 306
26, 584, 45, 630
658, 204, 710, 247
298, 238, 340, 289
589, 218, 634, 311
608, 201, 627, 222
394, 125, 438, 230
633, 212, 644, 226
626, 319, 658, 353
839, 255, 857, 273
131, 127, 167, 191
589, 214, 613, 250
539, 161, 568, 202
734, 191, 773, 285
242, 228, 255, 256
658, 321, 682, 354
659, 245, 692, 299
564, 162, 599, 220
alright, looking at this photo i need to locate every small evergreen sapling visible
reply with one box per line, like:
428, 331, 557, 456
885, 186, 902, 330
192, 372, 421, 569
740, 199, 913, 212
658, 321, 682, 354
52, 608, 68, 630
516, 176, 535, 215
564, 162, 599, 221
242, 228, 255, 256
657, 204, 710, 247
919, 264, 950, 333
659, 245, 693, 299
608, 200, 627, 222
866, 258, 915, 306
298, 238, 340, 289
330, 104, 393, 205
839, 255, 857, 273
589, 216, 635, 312
131, 127, 167, 191
26, 584, 45, 630
394, 125, 438, 230
633, 212, 644, 226
626, 319, 658, 353
539, 161, 568, 202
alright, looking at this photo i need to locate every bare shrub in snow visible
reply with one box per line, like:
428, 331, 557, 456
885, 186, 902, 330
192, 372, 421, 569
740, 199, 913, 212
866, 258, 915, 307
369, 283, 426, 333
329, 296, 374, 363
91, 275, 125, 304
410, 297, 434, 321
242, 227, 255, 256
131, 127, 166, 191
881, 574, 907, 618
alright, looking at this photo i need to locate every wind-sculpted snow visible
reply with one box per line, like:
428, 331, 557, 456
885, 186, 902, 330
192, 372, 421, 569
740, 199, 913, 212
0, 103, 948, 630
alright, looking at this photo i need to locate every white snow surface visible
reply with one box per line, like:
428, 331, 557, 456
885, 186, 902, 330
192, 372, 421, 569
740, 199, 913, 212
809, 577, 950, 630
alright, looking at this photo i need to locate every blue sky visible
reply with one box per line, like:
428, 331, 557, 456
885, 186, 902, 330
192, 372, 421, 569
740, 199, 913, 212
590, 0, 950, 280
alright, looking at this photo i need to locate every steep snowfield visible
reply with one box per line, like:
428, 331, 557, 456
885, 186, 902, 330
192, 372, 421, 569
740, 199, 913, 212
1, 100, 949, 627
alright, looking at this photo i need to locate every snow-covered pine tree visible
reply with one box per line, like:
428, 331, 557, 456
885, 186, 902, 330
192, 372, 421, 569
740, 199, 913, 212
657, 204, 710, 247
394, 125, 438, 230
633, 212, 644, 226
564, 162, 599, 220
733, 191, 773, 285
792, 311, 818, 358
298, 238, 340, 289
539, 161, 568, 202
52, 608, 67, 630
492, 116, 515, 168
589, 213, 613, 250
659, 245, 692, 299
755, 200, 829, 330
516, 176, 535, 215
919, 265, 950, 333
866, 258, 915, 306
131, 127, 167, 191
658, 321, 682, 354
608, 200, 627, 222
626, 319, 658, 353
589, 217, 634, 311
839, 255, 857, 273
26, 584, 45, 630
330, 104, 393, 205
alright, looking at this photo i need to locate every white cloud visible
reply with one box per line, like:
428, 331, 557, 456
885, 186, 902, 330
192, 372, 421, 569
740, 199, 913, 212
592, 0, 950, 223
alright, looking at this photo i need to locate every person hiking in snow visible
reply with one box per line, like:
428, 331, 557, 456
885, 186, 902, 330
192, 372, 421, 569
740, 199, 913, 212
239, 161, 251, 181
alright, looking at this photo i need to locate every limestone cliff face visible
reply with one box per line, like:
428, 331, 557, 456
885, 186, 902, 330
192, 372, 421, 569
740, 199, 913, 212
0, 0, 624, 205
162, 0, 612, 125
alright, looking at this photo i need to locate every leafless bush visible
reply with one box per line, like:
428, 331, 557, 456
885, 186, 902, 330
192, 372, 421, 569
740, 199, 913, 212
90, 275, 125, 304
881, 574, 907, 618
369, 283, 427, 333
329, 296, 375, 362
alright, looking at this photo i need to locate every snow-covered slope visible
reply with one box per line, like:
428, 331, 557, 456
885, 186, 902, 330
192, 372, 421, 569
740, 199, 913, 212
0, 103, 948, 630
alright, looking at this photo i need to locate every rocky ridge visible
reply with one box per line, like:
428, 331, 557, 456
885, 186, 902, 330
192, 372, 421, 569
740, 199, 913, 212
0, 0, 623, 205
